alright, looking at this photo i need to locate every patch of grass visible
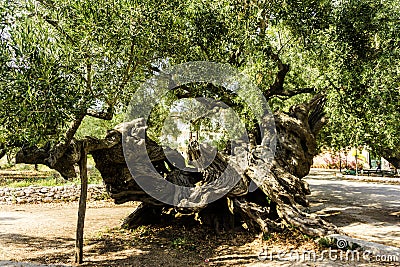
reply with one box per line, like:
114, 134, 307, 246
0, 154, 104, 188
171, 237, 187, 248
1, 161, 104, 188
87, 167, 103, 184
318, 237, 335, 248
134, 225, 152, 237
1, 174, 68, 188
170, 237, 197, 251
262, 233, 272, 241
1, 173, 103, 188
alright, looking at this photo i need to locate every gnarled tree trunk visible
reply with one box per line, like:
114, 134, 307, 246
88, 94, 338, 237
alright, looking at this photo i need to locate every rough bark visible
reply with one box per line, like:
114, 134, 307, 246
387, 158, 400, 169
121, 203, 165, 229
88, 94, 338, 237
14, 132, 120, 180
15, 140, 82, 180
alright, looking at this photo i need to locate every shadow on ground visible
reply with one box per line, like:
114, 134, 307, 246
6, 222, 260, 266
306, 169, 400, 248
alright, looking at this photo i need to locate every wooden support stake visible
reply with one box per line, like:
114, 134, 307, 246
75, 141, 88, 264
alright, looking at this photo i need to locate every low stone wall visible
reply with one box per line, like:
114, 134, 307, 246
0, 184, 108, 204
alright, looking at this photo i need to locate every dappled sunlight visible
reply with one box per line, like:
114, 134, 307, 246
306, 170, 400, 248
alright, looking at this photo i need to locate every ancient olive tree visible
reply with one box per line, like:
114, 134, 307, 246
5, 0, 388, 242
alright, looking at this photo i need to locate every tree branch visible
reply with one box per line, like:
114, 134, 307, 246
382, 148, 400, 169
197, 41, 211, 61
86, 106, 114, 120
263, 53, 315, 99
228, 40, 246, 67
34, 0, 75, 45
45, 60, 92, 168
118, 40, 137, 95
308, 95, 327, 135
271, 87, 315, 98
266, 53, 290, 96
33, 3, 88, 85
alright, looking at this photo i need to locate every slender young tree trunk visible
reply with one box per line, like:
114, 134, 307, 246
355, 148, 358, 176
75, 141, 88, 264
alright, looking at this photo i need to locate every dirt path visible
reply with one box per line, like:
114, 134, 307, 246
0, 201, 136, 264
0, 201, 271, 267
306, 169, 400, 248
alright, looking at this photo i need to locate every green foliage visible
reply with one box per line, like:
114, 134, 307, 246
314, 0, 400, 154
1, 0, 399, 161
132, 225, 152, 237
76, 113, 124, 139
0, 0, 154, 147
318, 237, 335, 248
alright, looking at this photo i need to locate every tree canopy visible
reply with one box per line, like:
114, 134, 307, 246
0, 0, 399, 164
